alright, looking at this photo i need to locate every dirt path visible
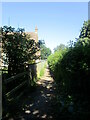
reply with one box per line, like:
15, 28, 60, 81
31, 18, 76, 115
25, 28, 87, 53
17, 67, 56, 120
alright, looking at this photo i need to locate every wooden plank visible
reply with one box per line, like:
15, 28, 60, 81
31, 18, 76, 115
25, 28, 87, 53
4, 72, 28, 84
6, 80, 27, 97
8, 92, 24, 102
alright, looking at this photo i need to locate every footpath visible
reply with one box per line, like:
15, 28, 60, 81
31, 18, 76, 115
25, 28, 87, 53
9, 68, 56, 120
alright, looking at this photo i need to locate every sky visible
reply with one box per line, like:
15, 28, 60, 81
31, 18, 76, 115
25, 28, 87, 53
2, 2, 88, 52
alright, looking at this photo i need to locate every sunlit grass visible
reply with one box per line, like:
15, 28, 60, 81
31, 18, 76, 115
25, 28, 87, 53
37, 60, 47, 79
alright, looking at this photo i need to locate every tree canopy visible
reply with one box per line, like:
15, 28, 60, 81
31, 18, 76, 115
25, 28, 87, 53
2, 26, 39, 76
39, 40, 51, 59
54, 44, 66, 52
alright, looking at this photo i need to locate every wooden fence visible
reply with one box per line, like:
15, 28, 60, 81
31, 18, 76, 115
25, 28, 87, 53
1, 60, 46, 117
1, 63, 37, 115
3, 72, 28, 100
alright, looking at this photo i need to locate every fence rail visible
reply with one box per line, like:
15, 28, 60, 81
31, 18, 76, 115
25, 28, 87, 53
2, 69, 31, 109
4, 72, 28, 84
2, 60, 46, 117
6, 81, 27, 97
3, 71, 29, 103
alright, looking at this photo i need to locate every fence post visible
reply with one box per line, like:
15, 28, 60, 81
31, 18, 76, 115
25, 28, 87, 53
27, 63, 37, 86
27, 64, 32, 87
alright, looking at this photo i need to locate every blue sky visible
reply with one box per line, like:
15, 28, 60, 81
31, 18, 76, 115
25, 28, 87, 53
2, 2, 88, 52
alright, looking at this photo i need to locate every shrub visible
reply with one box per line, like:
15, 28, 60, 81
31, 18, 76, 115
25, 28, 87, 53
60, 38, 90, 97
47, 20, 90, 119
48, 49, 68, 81
48, 38, 90, 100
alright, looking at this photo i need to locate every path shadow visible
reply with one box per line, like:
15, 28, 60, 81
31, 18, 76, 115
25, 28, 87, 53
6, 70, 56, 120
19, 79, 56, 120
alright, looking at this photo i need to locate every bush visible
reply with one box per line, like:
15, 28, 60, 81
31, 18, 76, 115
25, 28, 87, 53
48, 49, 67, 74
47, 20, 90, 119
60, 38, 90, 96
48, 38, 90, 100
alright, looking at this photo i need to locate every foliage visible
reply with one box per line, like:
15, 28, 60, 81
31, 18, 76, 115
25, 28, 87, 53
48, 20, 90, 97
40, 44, 51, 60
48, 20, 90, 119
2, 26, 39, 76
54, 43, 66, 52
79, 20, 90, 39
48, 49, 67, 73
60, 38, 90, 96
38, 40, 45, 45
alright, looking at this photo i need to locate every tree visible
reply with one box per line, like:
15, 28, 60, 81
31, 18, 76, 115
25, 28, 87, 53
57, 20, 90, 96
40, 44, 51, 59
39, 40, 51, 59
2, 26, 39, 76
54, 44, 66, 52
38, 40, 45, 46
79, 20, 90, 39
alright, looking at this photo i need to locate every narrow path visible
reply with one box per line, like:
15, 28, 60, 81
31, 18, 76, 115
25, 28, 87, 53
18, 67, 56, 120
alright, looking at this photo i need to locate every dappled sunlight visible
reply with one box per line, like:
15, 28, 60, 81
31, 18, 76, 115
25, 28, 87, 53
25, 110, 31, 114
3, 67, 56, 119
46, 93, 51, 97
32, 110, 39, 115
17, 68, 56, 119
41, 114, 47, 118
37, 81, 42, 85
29, 103, 34, 107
